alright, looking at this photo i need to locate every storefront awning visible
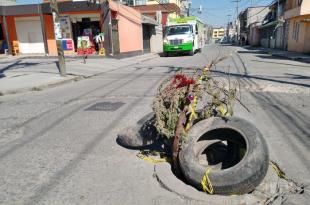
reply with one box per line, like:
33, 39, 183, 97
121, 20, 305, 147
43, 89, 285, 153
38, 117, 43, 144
142, 15, 159, 26
260, 20, 279, 29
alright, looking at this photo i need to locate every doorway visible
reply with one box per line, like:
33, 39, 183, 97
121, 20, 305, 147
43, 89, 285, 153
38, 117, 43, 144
72, 19, 101, 52
142, 24, 151, 52
304, 22, 310, 53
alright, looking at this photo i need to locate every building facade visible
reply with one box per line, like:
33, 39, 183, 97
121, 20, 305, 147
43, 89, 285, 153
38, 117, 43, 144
238, 6, 269, 45
212, 28, 225, 39
0, 0, 16, 6
0, 1, 147, 56
284, 0, 310, 53
118, 0, 182, 25
259, 0, 287, 49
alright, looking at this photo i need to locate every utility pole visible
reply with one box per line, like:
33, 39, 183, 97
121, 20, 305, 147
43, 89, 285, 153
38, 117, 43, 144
232, 0, 241, 43
232, 0, 241, 19
227, 14, 231, 36
187, 1, 192, 17
50, 0, 66, 77
277, 0, 280, 20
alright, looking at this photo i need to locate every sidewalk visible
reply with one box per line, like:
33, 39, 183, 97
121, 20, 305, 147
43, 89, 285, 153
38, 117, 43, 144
0, 53, 158, 96
243, 46, 310, 63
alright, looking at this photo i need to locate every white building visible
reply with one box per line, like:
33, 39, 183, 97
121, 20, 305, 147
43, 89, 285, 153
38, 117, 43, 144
0, 0, 16, 6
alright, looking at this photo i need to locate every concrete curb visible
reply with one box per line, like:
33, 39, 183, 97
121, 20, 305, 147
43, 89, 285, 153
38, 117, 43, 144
0, 75, 82, 96
0, 53, 159, 61
270, 53, 310, 63
0, 53, 159, 96
153, 163, 257, 205
153, 162, 304, 204
242, 47, 310, 63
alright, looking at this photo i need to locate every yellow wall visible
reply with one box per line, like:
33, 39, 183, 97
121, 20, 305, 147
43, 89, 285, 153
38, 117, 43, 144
212, 28, 225, 39
287, 15, 310, 53
285, 0, 310, 19
300, 0, 310, 15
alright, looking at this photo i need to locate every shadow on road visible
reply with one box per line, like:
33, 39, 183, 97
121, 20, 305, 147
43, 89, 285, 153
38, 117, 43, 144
251, 60, 310, 68
211, 70, 310, 88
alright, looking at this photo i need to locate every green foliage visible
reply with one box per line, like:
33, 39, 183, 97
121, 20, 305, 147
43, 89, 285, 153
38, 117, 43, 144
152, 69, 237, 141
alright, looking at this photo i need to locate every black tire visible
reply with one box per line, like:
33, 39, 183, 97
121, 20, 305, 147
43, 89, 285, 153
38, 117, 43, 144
179, 117, 269, 195
189, 48, 194, 56
117, 113, 157, 148
163, 52, 168, 57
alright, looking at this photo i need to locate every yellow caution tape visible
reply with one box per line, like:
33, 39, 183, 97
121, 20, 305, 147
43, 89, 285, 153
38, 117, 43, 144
217, 105, 227, 116
185, 96, 198, 131
270, 160, 287, 180
201, 168, 214, 194
136, 152, 169, 164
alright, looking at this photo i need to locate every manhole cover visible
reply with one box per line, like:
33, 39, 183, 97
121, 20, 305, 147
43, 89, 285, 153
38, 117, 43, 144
85, 102, 125, 111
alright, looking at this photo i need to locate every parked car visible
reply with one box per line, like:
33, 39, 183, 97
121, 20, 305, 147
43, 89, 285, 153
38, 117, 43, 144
220, 36, 229, 44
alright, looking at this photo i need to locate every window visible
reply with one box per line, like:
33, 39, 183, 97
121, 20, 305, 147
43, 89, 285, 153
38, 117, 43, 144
135, 0, 146, 5
294, 0, 303, 7
292, 21, 300, 41
167, 25, 192, 36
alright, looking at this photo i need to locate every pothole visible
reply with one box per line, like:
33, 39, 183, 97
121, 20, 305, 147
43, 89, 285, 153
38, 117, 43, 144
153, 160, 305, 205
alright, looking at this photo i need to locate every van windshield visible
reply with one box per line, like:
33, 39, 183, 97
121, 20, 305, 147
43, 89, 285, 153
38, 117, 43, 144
167, 25, 192, 36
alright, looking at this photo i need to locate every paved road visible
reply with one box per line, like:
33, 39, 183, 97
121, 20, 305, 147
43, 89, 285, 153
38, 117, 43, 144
0, 44, 309, 204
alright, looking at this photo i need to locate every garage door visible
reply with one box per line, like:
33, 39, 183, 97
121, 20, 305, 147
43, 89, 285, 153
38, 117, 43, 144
15, 17, 45, 54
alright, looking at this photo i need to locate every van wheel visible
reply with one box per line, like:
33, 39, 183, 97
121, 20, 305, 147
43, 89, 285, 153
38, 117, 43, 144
189, 48, 194, 56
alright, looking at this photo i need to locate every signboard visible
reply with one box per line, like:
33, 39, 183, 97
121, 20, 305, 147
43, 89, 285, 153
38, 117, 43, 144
61, 39, 74, 51
77, 36, 91, 49
53, 13, 62, 40
59, 16, 72, 39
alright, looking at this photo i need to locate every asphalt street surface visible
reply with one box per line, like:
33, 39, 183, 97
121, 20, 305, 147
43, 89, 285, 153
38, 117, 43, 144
0, 44, 309, 204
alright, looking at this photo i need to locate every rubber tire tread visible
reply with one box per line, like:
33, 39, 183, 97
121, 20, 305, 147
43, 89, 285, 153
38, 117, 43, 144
179, 117, 269, 195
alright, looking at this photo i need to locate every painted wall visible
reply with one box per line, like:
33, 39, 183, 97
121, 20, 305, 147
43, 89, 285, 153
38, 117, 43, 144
150, 25, 163, 53
247, 7, 269, 28
6, 16, 17, 45
110, 1, 143, 53
249, 25, 260, 46
44, 15, 58, 56
287, 15, 310, 53
285, 0, 310, 19
212, 28, 225, 39
300, 0, 310, 15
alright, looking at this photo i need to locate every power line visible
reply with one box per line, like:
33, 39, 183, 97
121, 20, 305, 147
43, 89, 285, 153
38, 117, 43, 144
247, 0, 275, 19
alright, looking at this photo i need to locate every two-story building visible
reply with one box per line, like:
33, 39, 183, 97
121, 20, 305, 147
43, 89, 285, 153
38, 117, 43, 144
238, 6, 269, 45
259, 0, 287, 49
212, 27, 225, 39
284, 0, 310, 53
118, 0, 183, 25
0, 0, 147, 56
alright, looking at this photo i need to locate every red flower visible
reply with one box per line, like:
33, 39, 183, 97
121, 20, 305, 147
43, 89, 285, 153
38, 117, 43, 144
172, 74, 195, 88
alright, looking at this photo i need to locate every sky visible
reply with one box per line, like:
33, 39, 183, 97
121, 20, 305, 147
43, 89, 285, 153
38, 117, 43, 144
15, 0, 273, 27
191, 0, 273, 27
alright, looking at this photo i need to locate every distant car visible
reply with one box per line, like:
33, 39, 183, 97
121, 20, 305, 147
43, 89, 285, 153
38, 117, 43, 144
220, 36, 229, 44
